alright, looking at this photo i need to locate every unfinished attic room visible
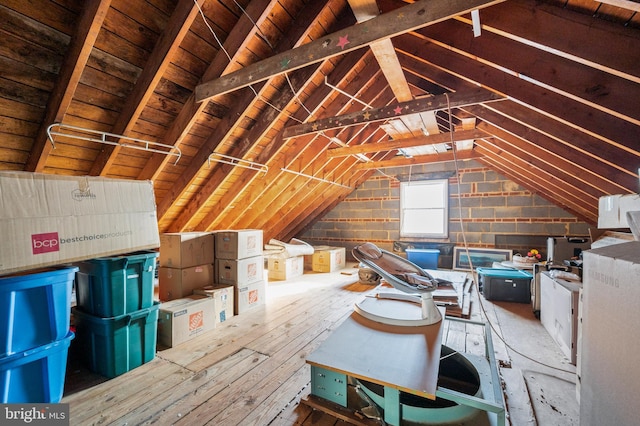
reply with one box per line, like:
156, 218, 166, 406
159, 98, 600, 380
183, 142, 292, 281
2, 0, 640, 424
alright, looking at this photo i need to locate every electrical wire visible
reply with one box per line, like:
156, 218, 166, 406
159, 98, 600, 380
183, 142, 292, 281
444, 92, 574, 375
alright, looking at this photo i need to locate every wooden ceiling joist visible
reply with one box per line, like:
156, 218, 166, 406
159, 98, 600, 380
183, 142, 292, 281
194, 0, 505, 102
283, 88, 503, 138
326, 128, 486, 157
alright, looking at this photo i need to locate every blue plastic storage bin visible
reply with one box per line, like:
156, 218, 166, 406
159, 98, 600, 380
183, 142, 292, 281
75, 250, 158, 317
406, 249, 440, 269
0, 331, 74, 403
0, 266, 77, 357
477, 268, 533, 303
72, 302, 159, 378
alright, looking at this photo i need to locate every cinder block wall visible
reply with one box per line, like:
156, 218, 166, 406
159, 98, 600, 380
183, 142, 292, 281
299, 159, 590, 265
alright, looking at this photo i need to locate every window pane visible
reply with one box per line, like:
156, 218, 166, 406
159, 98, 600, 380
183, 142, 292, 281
402, 209, 445, 235
400, 179, 448, 238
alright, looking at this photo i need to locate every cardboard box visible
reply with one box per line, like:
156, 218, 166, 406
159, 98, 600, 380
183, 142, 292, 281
159, 232, 214, 268
598, 194, 640, 229
580, 242, 640, 426
217, 256, 264, 286
215, 230, 263, 260
312, 247, 346, 272
0, 171, 160, 276
158, 264, 214, 301
193, 285, 235, 324
235, 280, 266, 314
268, 256, 304, 281
157, 295, 215, 347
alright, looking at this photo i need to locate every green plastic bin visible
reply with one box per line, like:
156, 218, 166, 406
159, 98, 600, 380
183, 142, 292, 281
71, 302, 159, 378
75, 251, 158, 317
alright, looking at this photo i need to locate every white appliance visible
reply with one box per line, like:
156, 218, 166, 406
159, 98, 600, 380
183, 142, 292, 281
540, 272, 581, 364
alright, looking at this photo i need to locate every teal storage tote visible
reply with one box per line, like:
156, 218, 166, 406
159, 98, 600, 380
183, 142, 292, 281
71, 302, 159, 378
0, 331, 74, 403
0, 266, 77, 357
75, 250, 158, 317
406, 249, 440, 269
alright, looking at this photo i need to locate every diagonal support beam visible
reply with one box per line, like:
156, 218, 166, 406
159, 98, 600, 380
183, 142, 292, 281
355, 149, 481, 169
194, 0, 505, 102
283, 88, 503, 138
326, 128, 487, 157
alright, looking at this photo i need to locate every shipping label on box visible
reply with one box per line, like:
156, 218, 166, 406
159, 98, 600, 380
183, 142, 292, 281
235, 280, 266, 314
215, 230, 263, 259
268, 256, 304, 281
312, 247, 346, 272
158, 264, 214, 301
159, 232, 214, 268
216, 256, 264, 285
193, 284, 235, 324
157, 295, 215, 347
0, 171, 160, 276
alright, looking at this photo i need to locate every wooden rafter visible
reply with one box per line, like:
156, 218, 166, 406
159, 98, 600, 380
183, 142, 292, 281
355, 149, 481, 170
283, 88, 503, 138
326, 128, 487, 157
194, 0, 505, 102
25, 0, 112, 172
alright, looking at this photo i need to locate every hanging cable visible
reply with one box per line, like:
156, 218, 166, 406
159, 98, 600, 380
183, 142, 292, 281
444, 93, 573, 374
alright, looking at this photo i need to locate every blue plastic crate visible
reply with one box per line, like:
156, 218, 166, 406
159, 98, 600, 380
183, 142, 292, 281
0, 266, 77, 357
72, 302, 159, 378
75, 250, 158, 317
0, 331, 74, 403
406, 249, 440, 269
477, 268, 533, 303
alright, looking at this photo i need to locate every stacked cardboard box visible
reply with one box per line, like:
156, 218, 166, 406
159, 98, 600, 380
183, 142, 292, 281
311, 246, 346, 272
215, 230, 265, 314
158, 232, 215, 302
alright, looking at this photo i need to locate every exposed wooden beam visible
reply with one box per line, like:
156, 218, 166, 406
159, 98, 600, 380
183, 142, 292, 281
25, 0, 111, 172
283, 88, 503, 138
355, 149, 481, 169
194, 0, 505, 102
326, 128, 486, 157
89, 0, 201, 176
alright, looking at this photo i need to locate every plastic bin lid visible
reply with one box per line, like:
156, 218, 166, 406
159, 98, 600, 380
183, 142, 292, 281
405, 249, 440, 253
476, 267, 533, 279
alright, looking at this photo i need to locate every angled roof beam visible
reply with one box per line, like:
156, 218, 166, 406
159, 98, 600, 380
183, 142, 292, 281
283, 88, 503, 138
355, 149, 481, 169
194, 0, 505, 102
25, 0, 111, 172
89, 0, 201, 176
326, 128, 487, 157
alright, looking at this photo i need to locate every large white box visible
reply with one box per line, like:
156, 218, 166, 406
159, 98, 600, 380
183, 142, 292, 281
217, 256, 264, 286
268, 256, 304, 281
580, 242, 640, 426
193, 284, 235, 324
157, 295, 216, 347
159, 232, 214, 268
0, 171, 160, 276
540, 272, 580, 364
235, 279, 266, 314
215, 230, 263, 259
598, 194, 640, 229
158, 264, 214, 301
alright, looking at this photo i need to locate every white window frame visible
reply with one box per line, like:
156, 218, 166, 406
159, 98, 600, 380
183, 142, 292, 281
400, 179, 449, 238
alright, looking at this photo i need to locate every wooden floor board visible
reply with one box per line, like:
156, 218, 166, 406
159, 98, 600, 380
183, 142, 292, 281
62, 269, 577, 425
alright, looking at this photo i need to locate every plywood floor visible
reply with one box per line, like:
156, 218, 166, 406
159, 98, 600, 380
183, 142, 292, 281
62, 268, 579, 425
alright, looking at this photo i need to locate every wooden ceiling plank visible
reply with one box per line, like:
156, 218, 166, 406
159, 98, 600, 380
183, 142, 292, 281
465, 103, 637, 194
458, 0, 640, 83
25, 0, 112, 172
155, 0, 319, 222
394, 33, 640, 163
138, 0, 282, 182
88, 0, 201, 176
194, 0, 505, 102
165, 1, 346, 231
326, 128, 486, 157
283, 88, 503, 138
